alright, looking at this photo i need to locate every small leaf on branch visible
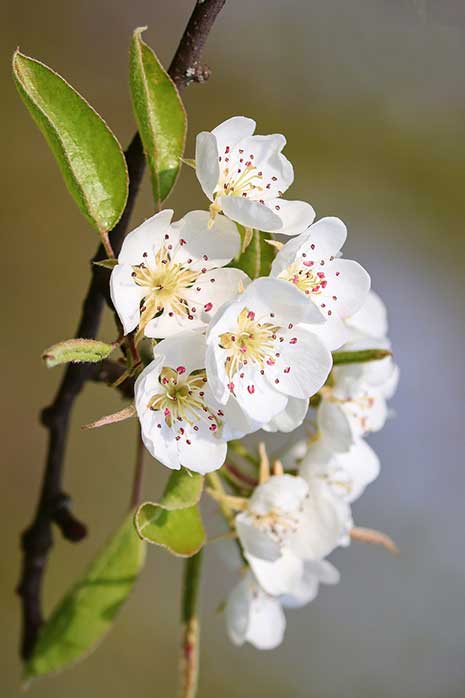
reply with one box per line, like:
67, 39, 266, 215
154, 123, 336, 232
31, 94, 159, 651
130, 27, 187, 207
180, 157, 196, 169
93, 258, 118, 270
135, 469, 205, 556
24, 514, 146, 680
13, 50, 128, 234
332, 348, 392, 366
229, 227, 276, 279
81, 404, 136, 430
42, 339, 115, 368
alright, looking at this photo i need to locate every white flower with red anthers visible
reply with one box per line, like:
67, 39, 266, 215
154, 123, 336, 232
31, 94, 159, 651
195, 116, 315, 235
270, 217, 371, 350
318, 341, 399, 452
205, 277, 333, 425
134, 332, 254, 474
285, 436, 380, 504
110, 209, 248, 341
234, 474, 350, 598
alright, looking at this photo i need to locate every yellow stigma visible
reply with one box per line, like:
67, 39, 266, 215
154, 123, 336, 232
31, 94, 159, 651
219, 307, 279, 377
132, 245, 199, 341
147, 367, 215, 428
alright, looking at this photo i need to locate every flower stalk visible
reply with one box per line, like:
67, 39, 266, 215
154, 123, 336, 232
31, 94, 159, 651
179, 550, 204, 698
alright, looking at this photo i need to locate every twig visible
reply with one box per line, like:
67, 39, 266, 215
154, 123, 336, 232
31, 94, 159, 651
129, 428, 145, 510
179, 550, 204, 698
17, 0, 227, 662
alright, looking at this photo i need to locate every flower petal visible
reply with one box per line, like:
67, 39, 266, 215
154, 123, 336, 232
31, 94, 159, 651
211, 116, 256, 153
233, 364, 288, 423
118, 209, 174, 265
175, 210, 241, 268
249, 474, 309, 515
264, 326, 333, 400
322, 258, 371, 318
262, 397, 309, 433
219, 195, 282, 231
245, 591, 286, 650
176, 420, 227, 474
346, 290, 388, 340
110, 263, 145, 335
280, 560, 340, 608
152, 330, 207, 374
268, 198, 316, 236
184, 267, 250, 326
247, 549, 304, 597
318, 398, 354, 452
195, 132, 219, 200
235, 512, 282, 561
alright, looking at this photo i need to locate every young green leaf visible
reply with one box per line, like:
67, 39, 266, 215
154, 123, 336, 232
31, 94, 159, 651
42, 338, 115, 368
230, 227, 277, 279
93, 257, 118, 270
129, 27, 187, 207
25, 515, 146, 680
13, 50, 128, 234
135, 469, 205, 556
332, 348, 392, 365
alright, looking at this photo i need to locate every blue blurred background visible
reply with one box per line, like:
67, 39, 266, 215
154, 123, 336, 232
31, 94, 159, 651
2, 1, 465, 696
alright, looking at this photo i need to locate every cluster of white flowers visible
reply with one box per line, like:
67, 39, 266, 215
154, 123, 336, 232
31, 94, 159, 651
109, 116, 398, 650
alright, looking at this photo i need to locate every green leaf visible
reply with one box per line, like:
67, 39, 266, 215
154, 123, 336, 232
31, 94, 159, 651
93, 258, 118, 270
25, 515, 146, 679
129, 27, 187, 207
230, 227, 277, 279
13, 50, 128, 234
332, 348, 392, 365
135, 469, 205, 556
42, 338, 115, 367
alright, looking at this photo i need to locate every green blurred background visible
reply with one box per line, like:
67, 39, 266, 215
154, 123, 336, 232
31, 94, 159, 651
2, 1, 465, 696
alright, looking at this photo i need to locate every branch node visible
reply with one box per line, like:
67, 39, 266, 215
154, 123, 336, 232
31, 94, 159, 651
185, 63, 211, 84
51, 493, 88, 542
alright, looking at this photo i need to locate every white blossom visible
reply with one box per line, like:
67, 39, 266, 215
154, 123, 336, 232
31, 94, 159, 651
345, 289, 388, 342
205, 277, 333, 425
134, 331, 253, 473
235, 474, 350, 597
110, 209, 247, 340
195, 116, 315, 235
271, 217, 371, 350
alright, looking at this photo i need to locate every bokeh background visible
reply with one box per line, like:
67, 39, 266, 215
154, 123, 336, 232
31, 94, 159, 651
2, 1, 465, 696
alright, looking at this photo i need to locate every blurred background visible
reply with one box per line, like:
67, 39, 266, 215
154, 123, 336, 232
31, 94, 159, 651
2, 0, 465, 696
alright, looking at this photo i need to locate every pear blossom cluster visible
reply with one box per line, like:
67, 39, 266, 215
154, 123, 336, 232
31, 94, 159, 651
108, 116, 398, 651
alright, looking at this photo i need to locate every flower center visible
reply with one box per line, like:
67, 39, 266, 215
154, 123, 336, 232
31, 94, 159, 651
249, 509, 300, 545
279, 262, 327, 296
219, 308, 280, 378
148, 367, 220, 432
132, 245, 199, 338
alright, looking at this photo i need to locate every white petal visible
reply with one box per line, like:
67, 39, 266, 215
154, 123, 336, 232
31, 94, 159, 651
264, 326, 332, 400
232, 133, 294, 196
184, 267, 250, 326
337, 438, 380, 502
195, 132, 219, 200
246, 592, 286, 650
220, 394, 262, 441
118, 209, 174, 265
110, 264, 145, 335
322, 258, 371, 319
219, 195, 282, 231
249, 474, 309, 516
280, 560, 340, 608
211, 116, 256, 153
269, 199, 316, 236
247, 549, 304, 597
144, 308, 204, 339
206, 342, 230, 404
177, 420, 227, 474
239, 277, 327, 327
262, 397, 309, 433
235, 512, 282, 561
152, 330, 207, 374
318, 399, 354, 452
225, 574, 252, 646
233, 364, 288, 423
289, 479, 351, 560
176, 210, 241, 268
303, 317, 349, 351
346, 290, 388, 340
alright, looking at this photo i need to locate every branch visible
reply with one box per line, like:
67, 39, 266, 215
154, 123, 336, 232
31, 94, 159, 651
17, 0, 227, 661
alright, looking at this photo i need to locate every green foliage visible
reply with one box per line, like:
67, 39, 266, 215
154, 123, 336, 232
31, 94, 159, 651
135, 469, 205, 556
93, 258, 118, 270
129, 27, 187, 207
332, 348, 392, 365
42, 338, 115, 368
25, 515, 146, 679
230, 227, 277, 279
13, 50, 128, 233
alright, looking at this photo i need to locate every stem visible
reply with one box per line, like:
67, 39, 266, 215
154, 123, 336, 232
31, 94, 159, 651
100, 230, 115, 259
332, 348, 392, 365
206, 471, 234, 524
129, 428, 144, 510
179, 550, 204, 698
17, 0, 227, 661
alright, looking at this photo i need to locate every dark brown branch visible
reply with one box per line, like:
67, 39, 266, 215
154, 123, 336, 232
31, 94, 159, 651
17, 0, 226, 662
